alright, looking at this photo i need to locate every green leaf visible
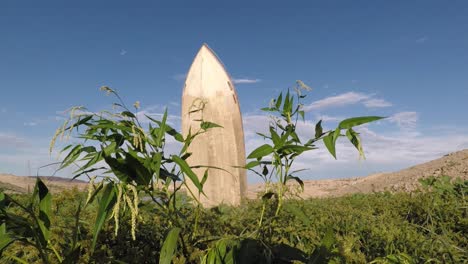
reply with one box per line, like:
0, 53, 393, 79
309, 228, 336, 264
261, 192, 277, 201
91, 182, 116, 252
323, 132, 337, 159
315, 120, 323, 138
262, 165, 269, 177
60, 144, 74, 154
125, 152, 152, 185
255, 132, 271, 139
155, 109, 168, 148
102, 154, 130, 183
298, 110, 305, 121
346, 128, 365, 158
285, 175, 304, 190
159, 227, 181, 264
244, 161, 260, 169
283, 89, 291, 114
0, 192, 6, 209
247, 144, 274, 159
121, 111, 136, 118
277, 145, 313, 156
285, 204, 310, 225
200, 121, 223, 130
172, 156, 203, 194
36, 179, 51, 243
160, 168, 181, 181
85, 181, 104, 206
260, 107, 276, 112
150, 119, 184, 143
201, 170, 209, 186
152, 152, 162, 181
338, 116, 384, 129
74, 152, 104, 175
275, 92, 283, 109
67, 115, 93, 130
59, 144, 83, 170
0, 223, 14, 253
271, 243, 308, 263
270, 127, 281, 147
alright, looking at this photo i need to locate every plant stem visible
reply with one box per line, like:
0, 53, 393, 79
258, 202, 266, 229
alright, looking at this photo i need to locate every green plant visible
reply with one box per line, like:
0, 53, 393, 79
246, 81, 383, 223
200, 81, 384, 263
0, 178, 80, 263
49, 86, 222, 261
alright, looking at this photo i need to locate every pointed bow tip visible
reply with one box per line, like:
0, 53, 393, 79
198, 43, 214, 55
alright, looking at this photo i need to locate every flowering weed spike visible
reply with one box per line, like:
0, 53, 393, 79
113, 184, 123, 236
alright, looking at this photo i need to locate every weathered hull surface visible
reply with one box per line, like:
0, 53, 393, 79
181, 44, 247, 207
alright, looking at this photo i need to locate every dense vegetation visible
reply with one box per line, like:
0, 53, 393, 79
1, 83, 466, 263
1, 176, 467, 263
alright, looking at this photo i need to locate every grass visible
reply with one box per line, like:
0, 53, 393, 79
2, 177, 466, 263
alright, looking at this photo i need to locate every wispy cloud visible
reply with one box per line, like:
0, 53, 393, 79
169, 101, 180, 107
172, 74, 261, 85
416, 36, 428, 43
241, 111, 468, 181
120, 49, 127, 56
388, 111, 418, 129
0, 133, 30, 148
315, 114, 344, 122
363, 98, 393, 108
304, 92, 392, 111
304, 92, 370, 111
23, 122, 38, 127
1, 108, 6, 113
172, 73, 187, 81
232, 78, 261, 84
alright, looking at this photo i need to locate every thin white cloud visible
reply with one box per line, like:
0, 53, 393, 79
172, 73, 187, 81
120, 49, 127, 56
241, 111, 468, 181
416, 36, 428, 43
304, 92, 370, 111
23, 122, 38, 127
315, 114, 344, 122
388, 111, 418, 129
232, 78, 261, 84
169, 101, 180, 107
304, 92, 392, 111
0, 133, 30, 148
363, 98, 393, 108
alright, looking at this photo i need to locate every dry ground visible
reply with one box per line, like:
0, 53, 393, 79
1, 149, 467, 198
0, 174, 87, 193
247, 149, 468, 199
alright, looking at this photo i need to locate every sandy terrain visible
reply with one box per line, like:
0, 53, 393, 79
2, 149, 467, 198
247, 149, 468, 199
0, 174, 87, 193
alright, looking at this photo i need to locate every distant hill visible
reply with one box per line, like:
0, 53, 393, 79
0, 174, 87, 194
247, 149, 468, 198
2, 149, 467, 197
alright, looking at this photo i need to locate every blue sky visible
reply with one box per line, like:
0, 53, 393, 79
1, 1, 467, 181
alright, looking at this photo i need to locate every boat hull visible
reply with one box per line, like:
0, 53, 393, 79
181, 44, 247, 207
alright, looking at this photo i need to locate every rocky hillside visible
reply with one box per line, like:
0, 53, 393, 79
248, 149, 468, 198
2, 149, 467, 198
0, 174, 87, 194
